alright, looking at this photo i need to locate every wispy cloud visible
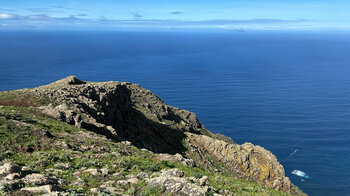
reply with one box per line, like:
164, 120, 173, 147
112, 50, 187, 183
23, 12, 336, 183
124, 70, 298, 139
0, 13, 317, 30
71, 14, 88, 17
26, 8, 63, 13
170, 12, 183, 15
131, 12, 142, 19
49, 5, 88, 12
0, 13, 19, 19
0, 8, 16, 12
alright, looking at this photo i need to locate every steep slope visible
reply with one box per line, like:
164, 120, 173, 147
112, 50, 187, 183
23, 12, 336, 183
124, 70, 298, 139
0, 76, 306, 195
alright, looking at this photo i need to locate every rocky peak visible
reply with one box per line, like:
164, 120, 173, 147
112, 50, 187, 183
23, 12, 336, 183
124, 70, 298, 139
30, 76, 305, 195
35, 77, 202, 154
46, 75, 86, 87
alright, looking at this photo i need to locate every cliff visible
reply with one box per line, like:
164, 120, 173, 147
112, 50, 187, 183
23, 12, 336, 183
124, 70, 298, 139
0, 76, 306, 196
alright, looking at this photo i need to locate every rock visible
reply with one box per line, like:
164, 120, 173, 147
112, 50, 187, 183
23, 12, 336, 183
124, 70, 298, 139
175, 153, 195, 166
82, 168, 99, 176
4, 173, 20, 180
104, 186, 120, 194
121, 141, 132, 145
90, 188, 98, 193
127, 177, 139, 184
156, 153, 194, 167
186, 133, 306, 195
22, 173, 56, 186
20, 185, 57, 194
147, 176, 207, 196
199, 176, 209, 186
100, 168, 109, 176
137, 172, 149, 179
54, 163, 70, 170
21, 166, 31, 171
48, 76, 86, 86
112, 172, 121, 177
34, 76, 203, 154
161, 168, 184, 178
41, 192, 65, 196
0, 163, 21, 177
125, 174, 135, 179
147, 168, 207, 195
27, 76, 305, 195
116, 180, 129, 186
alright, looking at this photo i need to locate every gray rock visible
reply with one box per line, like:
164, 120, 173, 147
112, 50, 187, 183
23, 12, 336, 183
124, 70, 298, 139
137, 172, 149, 179
34, 76, 203, 154
4, 173, 20, 180
41, 192, 66, 196
82, 168, 99, 176
22, 173, 56, 186
104, 186, 120, 194
20, 185, 58, 194
100, 168, 109, 176
146, 168, 208, 196
90, 188, 98, 193
199, 176, 209, 186
127, 177, 139, 184
147, 176, 206, 196
156, 153, 194, 167
116, 180, 129, 186
0, 163, 21, 177
161, 168, 184, 178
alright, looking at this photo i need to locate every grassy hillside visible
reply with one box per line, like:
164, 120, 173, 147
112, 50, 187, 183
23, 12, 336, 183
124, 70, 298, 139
0, 90, 290, 196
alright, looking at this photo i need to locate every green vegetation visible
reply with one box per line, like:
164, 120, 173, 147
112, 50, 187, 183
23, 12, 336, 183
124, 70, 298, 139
0, 90, 51, 107
0, 91, 290, 195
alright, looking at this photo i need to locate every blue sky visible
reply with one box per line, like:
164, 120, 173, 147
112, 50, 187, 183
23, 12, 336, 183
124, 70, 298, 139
0, 0, 349, 31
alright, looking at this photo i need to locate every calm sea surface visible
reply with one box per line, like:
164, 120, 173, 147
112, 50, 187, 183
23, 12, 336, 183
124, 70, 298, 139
1, 31, 350, 196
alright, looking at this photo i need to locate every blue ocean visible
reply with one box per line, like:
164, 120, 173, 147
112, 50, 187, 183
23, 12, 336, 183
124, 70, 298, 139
1, 31, 350, 196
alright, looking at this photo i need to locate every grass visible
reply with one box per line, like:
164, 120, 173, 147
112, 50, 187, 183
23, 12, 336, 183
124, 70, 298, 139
0, 90, 51, 107
0, 96, 290, 195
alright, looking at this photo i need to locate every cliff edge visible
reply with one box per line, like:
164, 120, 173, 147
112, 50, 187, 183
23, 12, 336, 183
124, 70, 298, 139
0, 76, 306, 196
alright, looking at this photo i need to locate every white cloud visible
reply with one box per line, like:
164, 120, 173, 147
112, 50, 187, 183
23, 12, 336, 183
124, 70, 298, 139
0, 13, 17, 19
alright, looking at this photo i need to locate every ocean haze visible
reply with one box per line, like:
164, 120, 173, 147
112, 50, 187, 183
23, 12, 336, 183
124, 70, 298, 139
1, 31, 350, 195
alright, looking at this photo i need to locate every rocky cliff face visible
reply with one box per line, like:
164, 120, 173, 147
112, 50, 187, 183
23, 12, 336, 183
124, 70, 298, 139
186, 133, 303, 195
7, 76, 305, 195
35, 76, 202, 154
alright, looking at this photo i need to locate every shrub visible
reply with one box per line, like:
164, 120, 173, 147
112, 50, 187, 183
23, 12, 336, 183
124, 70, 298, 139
140, 186, 165, 196
145, 163, 161, 172
0, 152, 8, 161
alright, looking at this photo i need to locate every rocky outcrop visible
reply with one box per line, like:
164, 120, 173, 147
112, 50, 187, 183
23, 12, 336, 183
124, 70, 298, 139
0, 163, 64, 195
186, 133, 305, 195
156, 153, 195, 166
28, 76, 305, 195
35, 76, 201, 154
147, 169, 212, 196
